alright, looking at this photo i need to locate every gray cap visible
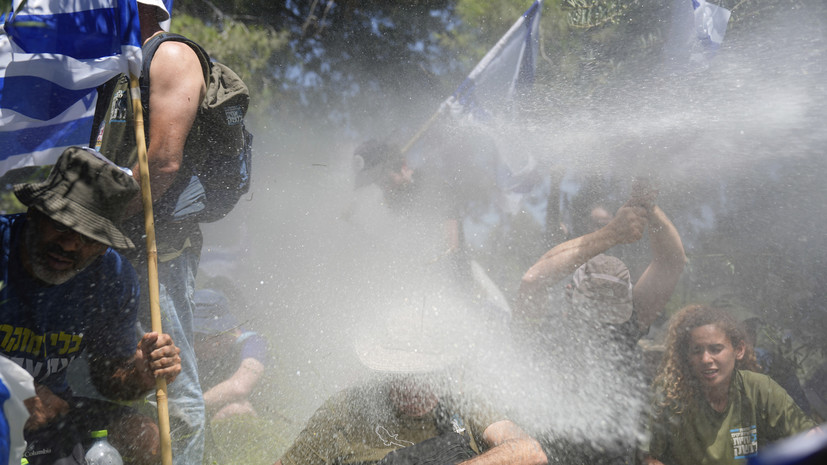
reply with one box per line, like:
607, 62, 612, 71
569, 254, 634, 325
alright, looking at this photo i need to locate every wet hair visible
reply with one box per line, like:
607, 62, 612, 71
653, 304, 759, 415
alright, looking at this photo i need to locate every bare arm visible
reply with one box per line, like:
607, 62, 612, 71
23, 384, 69, 431
203, 358, 264, 413
516, 205, 647, 320
459, 420, 547, 465
631, 205, 686, 330
125, 39, 206, 217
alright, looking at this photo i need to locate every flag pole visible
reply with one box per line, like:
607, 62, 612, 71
401, 0, 542, 155
400, 103, 447, 155
129, 75, 174, 465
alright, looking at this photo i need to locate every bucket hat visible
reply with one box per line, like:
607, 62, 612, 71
14, 147, 139, 249
355, 312, 460, 375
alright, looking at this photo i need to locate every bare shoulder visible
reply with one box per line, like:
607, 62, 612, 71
149, 40, 204, 82
148, 39, 206, 99
153, 39, 200, 62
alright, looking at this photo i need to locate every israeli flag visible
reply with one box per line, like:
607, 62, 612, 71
0, 0, 142, 174
692, 0, 731, 49
444, 0, 542, 123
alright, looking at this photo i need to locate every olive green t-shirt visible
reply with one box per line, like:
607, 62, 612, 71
280, 384, 499, 465
649, 370, 817, 465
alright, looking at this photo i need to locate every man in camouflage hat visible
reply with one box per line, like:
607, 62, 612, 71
1, 147, 182, 464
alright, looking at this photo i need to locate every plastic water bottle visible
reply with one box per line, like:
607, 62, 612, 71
84, 430, 123, 465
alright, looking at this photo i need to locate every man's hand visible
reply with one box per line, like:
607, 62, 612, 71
135, 332, 182, 390
606, 205, 648, 245
629, 177, 658, 213
23, 384, 69, 431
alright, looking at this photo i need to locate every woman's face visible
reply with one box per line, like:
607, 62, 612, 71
687, 324, 745, 395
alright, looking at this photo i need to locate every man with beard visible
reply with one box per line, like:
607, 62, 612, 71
0, 147, 182, 464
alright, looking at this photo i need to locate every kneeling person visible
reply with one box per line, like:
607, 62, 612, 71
0, 147, 182, 464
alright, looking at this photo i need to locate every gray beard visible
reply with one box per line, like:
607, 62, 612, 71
23, 223, 98, 285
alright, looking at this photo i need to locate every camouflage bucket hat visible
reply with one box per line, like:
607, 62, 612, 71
569, 254, 634, 325
14, 147, 139, 249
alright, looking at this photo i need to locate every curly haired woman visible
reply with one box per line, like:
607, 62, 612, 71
644, 305, 820, 465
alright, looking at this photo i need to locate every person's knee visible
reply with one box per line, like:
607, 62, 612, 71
110, 414, 160, 465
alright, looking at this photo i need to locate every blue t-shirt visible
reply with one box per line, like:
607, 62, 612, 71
0, 214, 140, 394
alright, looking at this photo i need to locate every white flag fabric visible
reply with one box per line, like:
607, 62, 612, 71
0, 0, 143, 174
444, 0, 542, 123
692, 0, 731, 49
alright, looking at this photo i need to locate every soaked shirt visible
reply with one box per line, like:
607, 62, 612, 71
0, 215, 140, 394
649, 370, 817, 465
280, 383, 498, 465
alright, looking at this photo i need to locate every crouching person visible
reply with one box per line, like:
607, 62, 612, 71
0, 147, 182, 464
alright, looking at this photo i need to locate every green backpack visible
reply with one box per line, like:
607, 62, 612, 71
140, 32, 253, 223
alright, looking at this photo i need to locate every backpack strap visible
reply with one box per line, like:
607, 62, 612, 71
140, 32, 211, 112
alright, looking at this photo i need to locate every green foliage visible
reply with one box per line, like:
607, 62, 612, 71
169, 13, 289, 122
563, 0, 629, 29
0, 166, 49, 214
0, 189, 24, 215
172, 0, 457, 130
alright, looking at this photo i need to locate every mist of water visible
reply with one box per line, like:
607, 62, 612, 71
199, 2, 827, 457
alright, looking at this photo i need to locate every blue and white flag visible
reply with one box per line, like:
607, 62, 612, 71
444, 0, 542, 123
0, 0, 142, 174
692, 0, 731, 50
438, 1, 545, 222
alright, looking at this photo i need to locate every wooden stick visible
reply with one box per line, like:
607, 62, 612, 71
129, 75, 173, 465
400, 103, 447, 155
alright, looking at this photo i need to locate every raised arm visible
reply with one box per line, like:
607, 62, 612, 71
516, 204, 648, 320
459, 420, 547, 465
631, 205, 686, 330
